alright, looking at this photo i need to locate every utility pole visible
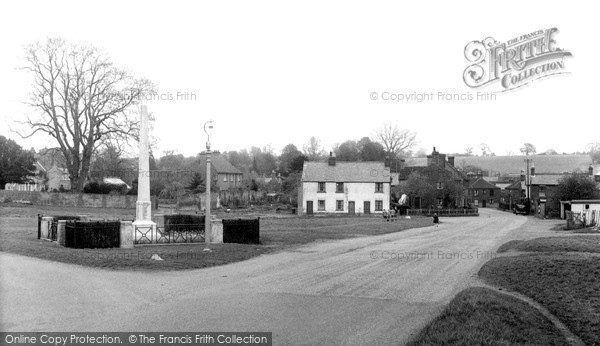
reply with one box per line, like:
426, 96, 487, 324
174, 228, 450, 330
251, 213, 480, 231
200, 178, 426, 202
524, 157, 533, 214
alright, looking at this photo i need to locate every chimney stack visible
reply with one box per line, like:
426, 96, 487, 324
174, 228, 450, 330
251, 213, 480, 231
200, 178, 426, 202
328, 152, 336, 166
384, 156, 390, 168
531, 165, 535, 177
448, 156, 455, 167
520, 170, 525, 182
589, 164, 594, 176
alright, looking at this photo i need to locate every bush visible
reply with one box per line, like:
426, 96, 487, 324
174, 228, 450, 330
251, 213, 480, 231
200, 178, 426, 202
64, 221, 120, 248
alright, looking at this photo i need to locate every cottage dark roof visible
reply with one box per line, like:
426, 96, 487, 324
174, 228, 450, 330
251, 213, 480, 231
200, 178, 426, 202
469, 178, 500, 189
302, 162, 389, 183
530, 174, 565, 186
197, 153, 242, 174
505, 181, 524, 190
398, 166, 427, 180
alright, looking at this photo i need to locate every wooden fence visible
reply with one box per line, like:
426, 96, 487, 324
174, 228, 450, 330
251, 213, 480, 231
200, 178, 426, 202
407, 208, 479, 217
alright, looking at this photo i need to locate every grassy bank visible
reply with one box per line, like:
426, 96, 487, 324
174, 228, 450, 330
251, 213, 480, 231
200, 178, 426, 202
480, 237, 600, 345
407, 287, 566, 345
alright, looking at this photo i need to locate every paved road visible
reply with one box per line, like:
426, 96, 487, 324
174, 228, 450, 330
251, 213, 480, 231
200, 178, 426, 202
1, 209, 530, 344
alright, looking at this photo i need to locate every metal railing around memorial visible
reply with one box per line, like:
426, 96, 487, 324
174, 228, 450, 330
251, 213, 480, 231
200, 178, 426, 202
134, 224, 205, 245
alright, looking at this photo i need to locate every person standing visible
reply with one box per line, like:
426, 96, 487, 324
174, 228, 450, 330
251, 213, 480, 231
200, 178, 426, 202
433, 213, 439, 227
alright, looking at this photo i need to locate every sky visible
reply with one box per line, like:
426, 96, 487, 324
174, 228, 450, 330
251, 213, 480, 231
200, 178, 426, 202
0, 1, 597, 158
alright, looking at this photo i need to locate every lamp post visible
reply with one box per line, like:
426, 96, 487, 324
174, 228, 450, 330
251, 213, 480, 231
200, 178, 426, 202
203, 120, 214, 251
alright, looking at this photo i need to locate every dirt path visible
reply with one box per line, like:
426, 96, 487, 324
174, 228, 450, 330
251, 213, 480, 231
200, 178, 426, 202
1, 209, 529, 344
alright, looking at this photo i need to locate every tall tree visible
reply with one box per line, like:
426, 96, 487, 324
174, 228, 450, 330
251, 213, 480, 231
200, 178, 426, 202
357, 137, 386, 161
0, 136, 36, 187
589, 143, 600, 164
303, 137, 325, 161
335, 140, 360, 161
279, 144, 303, 175
18, 38, 152, 192
520, 143, 537, 156
375, 121, 417, 159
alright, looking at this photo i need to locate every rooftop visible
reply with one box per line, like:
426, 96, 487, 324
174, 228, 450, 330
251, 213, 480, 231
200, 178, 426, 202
302, 161, 389, 183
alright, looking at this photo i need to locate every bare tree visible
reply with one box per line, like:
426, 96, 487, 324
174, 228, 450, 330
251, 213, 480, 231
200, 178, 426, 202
520, 143, 537, 156
302, 136, 325, 161
375, 122, 417, 158
16, 38, 152, 192
479, 143, 493, 156
464, 146, 474, 156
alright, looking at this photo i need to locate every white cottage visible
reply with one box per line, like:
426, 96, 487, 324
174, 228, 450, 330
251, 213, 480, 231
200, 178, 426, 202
299, 154, 390, 215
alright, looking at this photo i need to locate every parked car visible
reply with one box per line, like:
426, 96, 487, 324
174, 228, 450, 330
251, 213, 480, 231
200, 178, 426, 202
513, 204, 528, 215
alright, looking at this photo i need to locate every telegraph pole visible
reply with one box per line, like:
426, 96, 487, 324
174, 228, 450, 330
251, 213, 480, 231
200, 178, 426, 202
524, 157, 533, 214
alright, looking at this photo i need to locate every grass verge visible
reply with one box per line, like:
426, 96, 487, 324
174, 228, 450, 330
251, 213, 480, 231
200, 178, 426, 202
407, 287, 566, 346
496, 235, 600, 253
480, 237, 600, 345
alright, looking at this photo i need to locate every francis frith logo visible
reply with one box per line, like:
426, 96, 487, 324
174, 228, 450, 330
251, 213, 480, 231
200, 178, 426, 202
463, 28, 572, 91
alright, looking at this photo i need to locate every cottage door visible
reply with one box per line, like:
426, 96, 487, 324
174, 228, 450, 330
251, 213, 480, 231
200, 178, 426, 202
348, 201, 355, 214
364, 201, 371, 214
307, 201, 313, 215
482, 199, 487, 207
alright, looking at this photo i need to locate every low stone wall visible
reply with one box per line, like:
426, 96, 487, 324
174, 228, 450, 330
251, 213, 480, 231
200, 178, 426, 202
0, 190, 156, 209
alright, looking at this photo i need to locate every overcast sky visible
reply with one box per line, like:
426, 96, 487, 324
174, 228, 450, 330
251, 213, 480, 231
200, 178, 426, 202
0, 1, 596, 158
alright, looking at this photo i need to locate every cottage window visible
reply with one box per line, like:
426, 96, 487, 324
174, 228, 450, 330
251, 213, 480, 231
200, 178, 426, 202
336, 200, 344, 211
375, 200, 383, 211
375, 182, 384, 193
336, 182, 344, 193
474, 190, 479, 196
223, 175, 227, 182
437, 182, 444, 190
318, 182, 326, 192
229, 175, 234, 182
489, 199, 494, 205
318, 200, 326, 211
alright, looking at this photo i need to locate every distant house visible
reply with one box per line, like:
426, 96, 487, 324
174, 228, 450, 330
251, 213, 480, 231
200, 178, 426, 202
299, 153, 390, 215
47, 165, 71, 191
528, 165, 597, 218
397, 147, 469, 208
197, 152, 243, 190
500, 180, 526, 209
467, 178, 501, 207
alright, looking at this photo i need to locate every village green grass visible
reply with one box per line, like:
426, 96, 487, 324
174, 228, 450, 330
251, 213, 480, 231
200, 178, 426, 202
0, 204, 431, 271
480, 236, 600, 346
407, 287, 567, 346
410, 235, 600, 345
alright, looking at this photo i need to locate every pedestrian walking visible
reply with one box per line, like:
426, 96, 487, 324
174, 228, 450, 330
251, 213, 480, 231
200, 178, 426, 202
433, 213, 439, 227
